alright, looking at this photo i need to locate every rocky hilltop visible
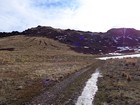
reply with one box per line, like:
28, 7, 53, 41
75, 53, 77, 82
1, 26, 140, 54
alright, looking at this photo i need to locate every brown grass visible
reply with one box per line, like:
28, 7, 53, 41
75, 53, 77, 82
94, 58, 140, 105
0, 35, 95, 104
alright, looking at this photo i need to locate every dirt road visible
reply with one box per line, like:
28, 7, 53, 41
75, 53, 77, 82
25, 61, 102, 105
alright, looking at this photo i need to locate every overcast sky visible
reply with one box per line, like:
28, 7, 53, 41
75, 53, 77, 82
0, 0, 140, 32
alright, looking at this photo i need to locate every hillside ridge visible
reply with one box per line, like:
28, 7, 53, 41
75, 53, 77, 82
0, 26, 140, 54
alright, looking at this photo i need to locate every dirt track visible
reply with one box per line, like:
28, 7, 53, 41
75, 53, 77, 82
25, 62, 101, 105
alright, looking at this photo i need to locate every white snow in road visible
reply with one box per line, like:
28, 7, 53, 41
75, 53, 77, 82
76, 69, 100, 105
97, 53, 140, 60
108, 53, 122, 55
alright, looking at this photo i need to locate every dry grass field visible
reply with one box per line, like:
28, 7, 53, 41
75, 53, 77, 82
95, 58, 140, 105
0, 35, 95, 104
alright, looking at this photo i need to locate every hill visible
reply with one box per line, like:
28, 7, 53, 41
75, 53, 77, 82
1, 26, 140, 54
22, 26, 140, 54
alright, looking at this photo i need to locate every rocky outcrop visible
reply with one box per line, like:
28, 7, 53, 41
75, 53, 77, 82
1, 26, 140, 54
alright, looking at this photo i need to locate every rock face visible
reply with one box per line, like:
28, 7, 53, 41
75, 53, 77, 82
106, 28, 140, 47
1, 26, 140, 54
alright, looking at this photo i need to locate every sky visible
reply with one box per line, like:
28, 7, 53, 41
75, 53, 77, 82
0, 0, 140, 32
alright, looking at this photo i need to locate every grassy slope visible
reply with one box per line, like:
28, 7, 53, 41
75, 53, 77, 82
0, 35, 96, 104
94, 58, 140, 105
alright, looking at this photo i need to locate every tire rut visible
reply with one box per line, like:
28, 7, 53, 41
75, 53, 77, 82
25, 61, 101, 105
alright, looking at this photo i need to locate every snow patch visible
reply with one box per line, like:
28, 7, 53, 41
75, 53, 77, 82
127, 36, 132, 40
84, 46, 89, 49
76, 69, 100, 105
108, 53, 122, 55
56, 36, 66, 40
117, 46, 133, 52
97, 54, 140, 60
112, 37, 118, 43
115, 36, 121, 40
134, 48, 140, 53
135, 38, 139, 41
